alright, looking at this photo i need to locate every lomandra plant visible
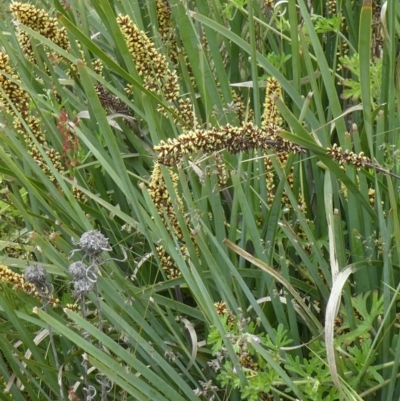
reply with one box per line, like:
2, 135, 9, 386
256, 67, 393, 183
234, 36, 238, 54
0, 0, 399, 400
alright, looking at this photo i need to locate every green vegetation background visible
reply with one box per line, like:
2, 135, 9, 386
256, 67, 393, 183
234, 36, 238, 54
0, 0, 399, 400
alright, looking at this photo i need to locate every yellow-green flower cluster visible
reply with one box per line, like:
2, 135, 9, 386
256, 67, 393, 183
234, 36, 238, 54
0, 52, 63, 181
117, 14, 179, 102
156, 246, 181, 279
10, 2, 70, 63
214, 301, 235, 325
148, 163, 190, 278
156, 0, 178, 65
261, 77, 301, 154
155, 0, 196, 93
175, 98, 197, 128
261, 77, 305, 211
0, 53, 30, 118
327, 0, 337, 15
157, 97, 197, 129
327, 143, 371, 169
11, 2, 103, 75
261, 77, 283, 130
155, 122, 276, 166
231, 90, 254, 123
212, 152, 228, 187
148, 163, 185, 240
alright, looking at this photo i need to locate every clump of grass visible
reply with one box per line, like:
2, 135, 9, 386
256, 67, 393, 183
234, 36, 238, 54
0, 0, 398, 400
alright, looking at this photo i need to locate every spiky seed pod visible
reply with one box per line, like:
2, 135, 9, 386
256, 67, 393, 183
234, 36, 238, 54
156, 0, 172, 39
10, 2, 102, 74
25, 264, 47, 288
72, 278, 94, 297
176, 98, 197, 128
0, 53, 68, 182
231, 90, 253, 123
46, 148, 64, 173
239, 352, 259, 371
214, 301, 230, 315
79, 230, 110, 256
73, 188, 86, 203
117, 14, 179, 102
68, 261, 88, 280
92, 59, 103, 75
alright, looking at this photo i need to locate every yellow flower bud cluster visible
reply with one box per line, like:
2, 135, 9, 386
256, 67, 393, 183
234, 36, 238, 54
10, 2, 70, 65
155, 122, 277, 166
0, 53, 64, 181
148, 163, 191, 278
117, 14, 179, 102
156, 0, 179, 65
261, 77, 304, 210
10, 2, 102, 75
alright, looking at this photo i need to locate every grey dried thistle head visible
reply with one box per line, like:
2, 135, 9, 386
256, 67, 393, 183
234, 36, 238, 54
79, 230, 110, 256
25, 264, 47, 288
72, 278, 94, 297
68, 261, 88, 280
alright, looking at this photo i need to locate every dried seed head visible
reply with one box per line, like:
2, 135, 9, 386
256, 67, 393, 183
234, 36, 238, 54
79, 230, 110, 256
72, 278, 94, 297
68, 261, 88, 280
25, 264, 47, 288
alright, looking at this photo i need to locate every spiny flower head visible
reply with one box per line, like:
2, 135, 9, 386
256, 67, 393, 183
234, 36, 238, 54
116, 14, 179, 101
72, 278, 94, 297
79, 230, 110, 256
68, 261, 95, 298
0, 264, 58, 304
68, 261, 88, 280
25, 264, 47, 288
0, 264, 34, 292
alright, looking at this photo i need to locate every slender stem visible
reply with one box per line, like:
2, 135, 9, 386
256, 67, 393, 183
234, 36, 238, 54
93, 261, 107, 401
41, 284, 65, 401
80, 294, 90, 397
47, 317, 65, 401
